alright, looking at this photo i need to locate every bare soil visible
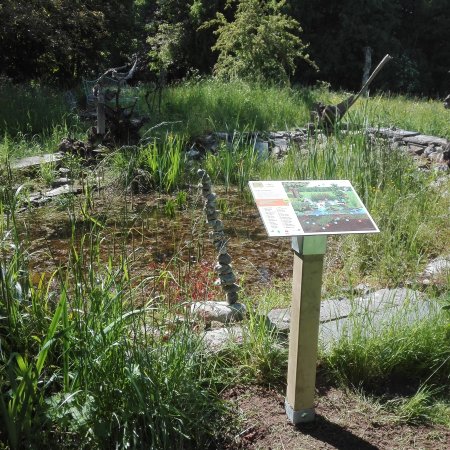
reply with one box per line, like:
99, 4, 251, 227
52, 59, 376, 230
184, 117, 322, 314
223, 385, 450, 450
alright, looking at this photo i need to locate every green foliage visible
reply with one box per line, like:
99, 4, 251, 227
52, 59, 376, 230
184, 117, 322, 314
0, 183, 231, 449
147, 78, 314, 136
113, 134, 187, 192
0, 1, 135, 84
203, 0, 315, 84
0, 81, 74, 135
219, 293, 288, 387
387, 385, 450, 426
147, 22, 185, 74
320, 300, 450, 389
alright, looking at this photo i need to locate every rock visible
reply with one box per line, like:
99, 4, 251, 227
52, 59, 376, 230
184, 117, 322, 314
403, 134, 448, 148
222, 283, 241, 293
407, 144, 424, 155
45, 184, 82, 197
354, 283, 371, 296
320, 295, 438, 351
267, 308, 291, 334
191, 301, 246, 323
267, 288, 436, 351
214, 263, 233, 275
429, 152, 444, 162
218, 272, 236, 285
226, 291, 239, 304
214, 243, 228, 255
52, 177, 71, 187
218, 253, 232, 265
210, 231, 226, 242
186, 148, 201, 160
215, 132, 229, 141
267, 288, 425, 334
11, 153, 63, 171
203, 326, 244, 352
422, 256, 450, 277
210, 220, 224, 232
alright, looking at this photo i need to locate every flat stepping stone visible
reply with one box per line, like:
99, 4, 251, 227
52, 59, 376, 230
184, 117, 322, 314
267, 288, 429, 348
11, 153, 63, 170
320, 297, 437, 350
205, 289, 435, 352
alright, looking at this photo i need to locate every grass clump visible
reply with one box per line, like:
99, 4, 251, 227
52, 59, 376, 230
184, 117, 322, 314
218, 290, 289, 387
0, 184, 232, 449
113, 134, 188, 192
320, 299, 450, 390
386, 385, 450, 426
319, 294, 450, 427
0, 80, 74, 135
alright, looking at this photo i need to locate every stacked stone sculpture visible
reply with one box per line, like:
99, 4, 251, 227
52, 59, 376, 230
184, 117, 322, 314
198, 169, 240, 305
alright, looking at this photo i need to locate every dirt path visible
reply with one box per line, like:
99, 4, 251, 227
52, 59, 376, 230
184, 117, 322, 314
224, 385, 450, 450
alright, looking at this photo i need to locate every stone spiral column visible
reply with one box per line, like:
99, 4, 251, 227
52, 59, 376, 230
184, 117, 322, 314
198, 169, 240, 305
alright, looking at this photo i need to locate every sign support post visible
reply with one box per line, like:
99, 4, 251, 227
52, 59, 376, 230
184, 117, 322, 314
248, 180, 379, 425
285, 235, 327, 424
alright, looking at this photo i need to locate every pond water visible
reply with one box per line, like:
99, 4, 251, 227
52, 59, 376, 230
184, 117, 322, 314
17, 186, 294, 301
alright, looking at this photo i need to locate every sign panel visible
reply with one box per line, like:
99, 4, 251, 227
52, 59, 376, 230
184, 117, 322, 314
249, 180, 379, 237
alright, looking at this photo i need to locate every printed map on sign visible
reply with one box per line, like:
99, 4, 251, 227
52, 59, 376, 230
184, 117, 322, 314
249, 180, 379, 237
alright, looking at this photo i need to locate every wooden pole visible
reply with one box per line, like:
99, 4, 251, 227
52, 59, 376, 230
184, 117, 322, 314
96, 89, 106, 135
285, 235, 326, 424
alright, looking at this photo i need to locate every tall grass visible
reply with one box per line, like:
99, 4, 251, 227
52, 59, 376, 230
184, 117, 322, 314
319, 296, 450, 425
0, 80, 74, 135
320, 300, 450, 389
219, 292, 288, 387
113, 134, 188, 192
142, 79, 449, 138
204, 125, 449, 286
0, 176, 231, 449
143, 79, 316, 137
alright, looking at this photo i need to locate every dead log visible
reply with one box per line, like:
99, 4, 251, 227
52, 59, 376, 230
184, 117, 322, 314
312, 54, 393, 131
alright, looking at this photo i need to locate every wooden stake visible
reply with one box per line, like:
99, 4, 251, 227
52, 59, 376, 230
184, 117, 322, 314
285, 236, 326, 424
96, 90, 106, 135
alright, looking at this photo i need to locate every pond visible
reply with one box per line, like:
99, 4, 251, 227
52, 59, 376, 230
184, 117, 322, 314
17, 185, 294, 304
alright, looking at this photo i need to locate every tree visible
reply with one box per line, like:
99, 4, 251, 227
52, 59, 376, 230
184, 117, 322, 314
0, 1, 136, 85
203, 0, 316, 84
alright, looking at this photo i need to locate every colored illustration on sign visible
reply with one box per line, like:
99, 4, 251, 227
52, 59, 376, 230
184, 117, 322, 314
249, 180, 379, 237
282, 180, 379, 234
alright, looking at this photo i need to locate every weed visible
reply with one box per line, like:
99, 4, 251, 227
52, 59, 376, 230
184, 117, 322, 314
176, 190, 188, 209
164, 198, 176, 218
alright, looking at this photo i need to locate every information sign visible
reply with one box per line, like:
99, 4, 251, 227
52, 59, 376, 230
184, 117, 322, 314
249, 180, 379, 424
249, 180, 379, 236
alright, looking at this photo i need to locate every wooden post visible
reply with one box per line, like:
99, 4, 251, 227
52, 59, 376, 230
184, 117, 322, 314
285, 235, 326, 424
362, 46, 372, 95
96, 89, 106, 135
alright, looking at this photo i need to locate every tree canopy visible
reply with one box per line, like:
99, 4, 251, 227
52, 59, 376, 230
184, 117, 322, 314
203, 0, 316, 84
1, 0, 448, 95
